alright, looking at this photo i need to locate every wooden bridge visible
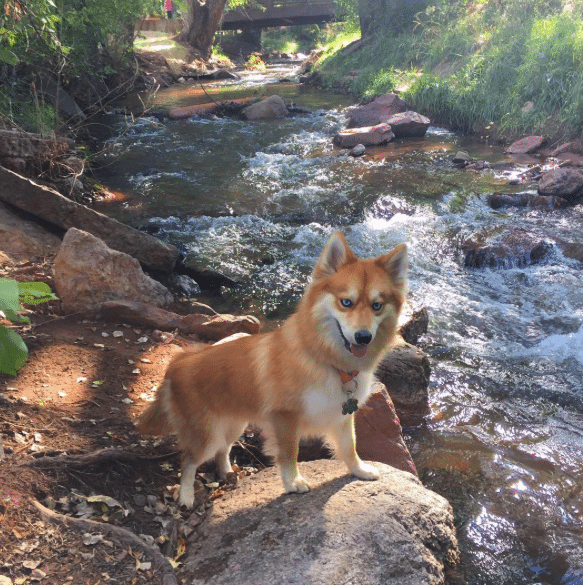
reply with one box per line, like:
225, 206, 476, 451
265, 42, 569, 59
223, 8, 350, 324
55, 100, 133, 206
221, 0, 338, 30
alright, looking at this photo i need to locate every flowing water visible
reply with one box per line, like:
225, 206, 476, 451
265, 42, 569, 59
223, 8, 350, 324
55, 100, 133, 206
95, 65, 583, 584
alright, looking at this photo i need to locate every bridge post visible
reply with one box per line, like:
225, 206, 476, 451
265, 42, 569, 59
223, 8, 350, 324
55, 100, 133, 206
240, 27, 262, 49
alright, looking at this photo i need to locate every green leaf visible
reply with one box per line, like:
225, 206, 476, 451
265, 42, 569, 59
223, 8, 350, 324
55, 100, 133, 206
18, 281, 58, 306
0, 47, 19, 65
0, 278, 28, 323
0, 324, 28, 375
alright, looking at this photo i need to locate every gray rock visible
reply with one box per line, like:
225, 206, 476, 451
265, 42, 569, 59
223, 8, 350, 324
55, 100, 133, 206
185, 460, 458, 585
537, 167, 583, 202
54, 228, 174, 313
0, 166, 179, 273
376, 338, 431, 412
349, 143, 366, 156
505, 135, 546, 155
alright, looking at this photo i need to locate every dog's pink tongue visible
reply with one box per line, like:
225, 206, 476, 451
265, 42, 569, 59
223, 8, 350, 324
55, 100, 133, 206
350, 343, 367, 358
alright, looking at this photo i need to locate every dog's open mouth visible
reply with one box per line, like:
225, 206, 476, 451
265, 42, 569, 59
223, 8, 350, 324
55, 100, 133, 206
335, 320, 368, 358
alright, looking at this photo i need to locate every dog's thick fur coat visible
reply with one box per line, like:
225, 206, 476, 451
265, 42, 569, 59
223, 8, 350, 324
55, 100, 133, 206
138, 231, 407, 507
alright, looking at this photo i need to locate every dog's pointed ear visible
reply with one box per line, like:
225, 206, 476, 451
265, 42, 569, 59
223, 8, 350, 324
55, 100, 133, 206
379, 243, 408, 287
312, 231, 355, 281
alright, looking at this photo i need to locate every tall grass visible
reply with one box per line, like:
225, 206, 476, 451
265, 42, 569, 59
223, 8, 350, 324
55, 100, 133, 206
317, 0, 583, 141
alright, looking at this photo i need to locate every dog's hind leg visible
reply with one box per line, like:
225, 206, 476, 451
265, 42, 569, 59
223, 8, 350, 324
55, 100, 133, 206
329, 416, 380, 481
179, 455, 200, 508
214, 421, 247, 480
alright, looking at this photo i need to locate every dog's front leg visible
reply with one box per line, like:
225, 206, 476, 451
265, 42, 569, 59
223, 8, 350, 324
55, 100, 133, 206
330, 416, 380, 481
270, 411, 310, 493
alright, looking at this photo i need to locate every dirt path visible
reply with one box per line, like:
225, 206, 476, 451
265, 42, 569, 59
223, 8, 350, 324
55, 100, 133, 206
0, 261, 263, 585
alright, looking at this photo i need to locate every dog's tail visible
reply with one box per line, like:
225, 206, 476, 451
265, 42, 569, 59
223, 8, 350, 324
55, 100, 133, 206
136, 379, 174, 436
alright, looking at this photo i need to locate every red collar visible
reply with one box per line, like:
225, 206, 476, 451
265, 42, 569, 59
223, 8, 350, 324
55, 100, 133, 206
338, 369, 359, 384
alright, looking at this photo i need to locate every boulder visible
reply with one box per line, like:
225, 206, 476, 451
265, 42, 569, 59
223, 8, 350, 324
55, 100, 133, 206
398, 306, 429, 345
96, 300, 261, 341
376, 338, 431, 413
386, 111, 431, 138
53, 228, 174, 313
505, 136, 546, 155
462, 227, 552, 269
0, 201, 61, 261
241, 95, 288, 121
354, 380, 417, 475
0, 166, 179, 273
347, 92, 408, 128
537, 167, 583, 202
184, 460, 459, 585
349, 143, 366, 157
334, 123, 395, 148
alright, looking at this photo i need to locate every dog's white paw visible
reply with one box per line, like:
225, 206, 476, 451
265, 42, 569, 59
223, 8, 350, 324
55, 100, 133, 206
285, 475, 311, 493
352, 462, 380, 481
178, 487, 195, 509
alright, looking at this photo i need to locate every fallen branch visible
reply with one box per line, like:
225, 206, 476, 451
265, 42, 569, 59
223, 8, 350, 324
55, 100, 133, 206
33, 500, 178, 585
22, 447, 178, 469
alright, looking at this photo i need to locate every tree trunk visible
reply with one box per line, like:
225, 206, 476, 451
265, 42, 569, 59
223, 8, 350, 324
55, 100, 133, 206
177, 0, 228, 60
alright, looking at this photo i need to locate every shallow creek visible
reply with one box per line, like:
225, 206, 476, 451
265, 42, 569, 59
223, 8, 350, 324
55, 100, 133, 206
95, 64, 583, 585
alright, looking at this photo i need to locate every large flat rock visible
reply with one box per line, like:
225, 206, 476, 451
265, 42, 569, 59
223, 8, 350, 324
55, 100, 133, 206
185, 460, 459, 585
0, 166, 179, 273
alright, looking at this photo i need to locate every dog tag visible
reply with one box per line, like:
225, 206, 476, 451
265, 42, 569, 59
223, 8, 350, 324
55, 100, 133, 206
342, 398, 358, 415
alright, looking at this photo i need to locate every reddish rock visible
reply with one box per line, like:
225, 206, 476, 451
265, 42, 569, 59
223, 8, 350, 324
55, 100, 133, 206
54, 228, 174, 313
241, 95, 288, 121
347, 93, 408, 128
181, 313, 261, 340
97, 300, 261, 341
386, 111, 431, 138
334, 123, 395, 148
505, 135, 546, 154
355, 380, 417, 476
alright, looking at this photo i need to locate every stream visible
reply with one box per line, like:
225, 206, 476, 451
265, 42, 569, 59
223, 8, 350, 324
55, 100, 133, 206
95, 63, 583, 585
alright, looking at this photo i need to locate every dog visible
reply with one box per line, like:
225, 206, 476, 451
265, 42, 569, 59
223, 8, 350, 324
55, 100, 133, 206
137, 231, 407, 507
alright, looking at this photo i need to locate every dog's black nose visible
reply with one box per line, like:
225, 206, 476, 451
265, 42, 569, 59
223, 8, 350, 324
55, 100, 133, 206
354, 330, 373, 345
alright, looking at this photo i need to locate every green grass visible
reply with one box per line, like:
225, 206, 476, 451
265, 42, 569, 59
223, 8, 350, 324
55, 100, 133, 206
316, 0, 583, 142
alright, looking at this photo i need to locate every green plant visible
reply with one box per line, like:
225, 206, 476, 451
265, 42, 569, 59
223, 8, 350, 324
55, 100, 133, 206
0, 279, 58, 375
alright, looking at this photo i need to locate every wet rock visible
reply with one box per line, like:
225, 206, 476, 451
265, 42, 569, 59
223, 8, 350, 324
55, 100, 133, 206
462, 227, 552, 269
184, 460, 459, 585
505, 135, 546, 155
334, 123, 394, 148
354, 380, 418, 475
0, 166, 179, 273
386, 111, 431, 138
0, 201, 61, 262
54, 228, 174, 313
170, 274, 202, 297
488, 192, 570, 210
464, 160, 489, 171
349, 144, 366, 157
398, 307, 429, 345
555, 239, 583, 263
548, 141, 583, 157
297, 48, 323, 75
375, 338, 431, 413
369, 195, 414, 220
347, 92, 408, 128
241, 95, 288, 121
537, 167, 583, 203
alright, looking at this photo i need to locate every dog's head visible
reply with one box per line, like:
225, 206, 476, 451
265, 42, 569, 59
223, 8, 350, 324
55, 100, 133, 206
307, 231, 408, 362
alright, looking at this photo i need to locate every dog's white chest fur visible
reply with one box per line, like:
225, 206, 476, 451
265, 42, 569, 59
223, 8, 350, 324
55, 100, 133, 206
302, 370, 373, 428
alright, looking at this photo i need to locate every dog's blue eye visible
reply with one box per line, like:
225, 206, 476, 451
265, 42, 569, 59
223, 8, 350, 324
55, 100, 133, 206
372, 302, 382, 311
340, 298, 353, 308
